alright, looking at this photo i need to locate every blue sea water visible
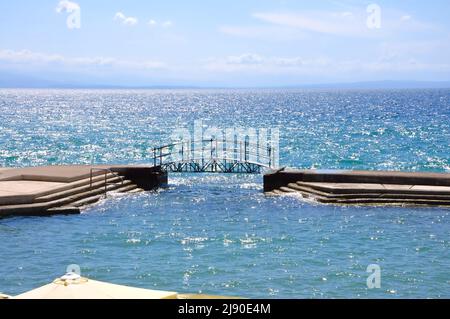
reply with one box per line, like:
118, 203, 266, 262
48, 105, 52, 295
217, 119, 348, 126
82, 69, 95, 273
0, 88, 449, 298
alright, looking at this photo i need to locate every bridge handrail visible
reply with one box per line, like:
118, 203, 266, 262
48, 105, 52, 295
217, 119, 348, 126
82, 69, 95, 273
150, 138, 277, 171
89, 168, 125, 194
161, 157, 271, 168
153, 138, 275, 152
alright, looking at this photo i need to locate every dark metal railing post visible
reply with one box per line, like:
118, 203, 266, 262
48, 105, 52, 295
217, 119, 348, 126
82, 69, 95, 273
210, 138, 213, 159
181, 143, 184, 161
202, 141, 204, 168
153, 148, 156, 167
223, 137, 227, 168
268, 145, 272, 168
90, 167, 124, 195
244, 140, 248, 162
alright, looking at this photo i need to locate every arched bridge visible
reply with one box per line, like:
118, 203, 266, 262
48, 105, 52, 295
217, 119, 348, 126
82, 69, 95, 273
151, 139, 278, 174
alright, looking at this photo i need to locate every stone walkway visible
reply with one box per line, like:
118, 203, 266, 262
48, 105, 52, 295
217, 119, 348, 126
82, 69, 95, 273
264, 169, 450, 207
0, 165, 157, 217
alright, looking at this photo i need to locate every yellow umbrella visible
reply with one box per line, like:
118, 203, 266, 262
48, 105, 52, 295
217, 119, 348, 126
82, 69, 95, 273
14, 273, 178, 299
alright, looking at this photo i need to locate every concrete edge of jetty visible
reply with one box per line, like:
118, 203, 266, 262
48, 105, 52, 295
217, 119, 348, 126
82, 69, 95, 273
0, 165, 167, 217
264, 169, 450, 207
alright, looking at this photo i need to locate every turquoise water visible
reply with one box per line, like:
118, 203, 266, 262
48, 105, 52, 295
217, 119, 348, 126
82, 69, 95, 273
0, 89, 449, 298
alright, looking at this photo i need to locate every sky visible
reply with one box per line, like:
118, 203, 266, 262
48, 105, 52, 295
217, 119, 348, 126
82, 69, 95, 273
0, 0, 450, 87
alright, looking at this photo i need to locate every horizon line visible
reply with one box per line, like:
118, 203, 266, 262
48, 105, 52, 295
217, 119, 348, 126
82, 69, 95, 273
1, 82, 450, 90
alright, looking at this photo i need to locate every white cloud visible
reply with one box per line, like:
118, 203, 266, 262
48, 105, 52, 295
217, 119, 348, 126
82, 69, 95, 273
225, 53, 264, 65
0, 49, 165, 70
226, 10, 436, 38
56, 0, 79, 13
206, 53, 332, 73
114, 12, 138, 26
162, 20, 173, 28
146, 19, 173, 28
205, 53, 450, 74
0, 49, 65, 64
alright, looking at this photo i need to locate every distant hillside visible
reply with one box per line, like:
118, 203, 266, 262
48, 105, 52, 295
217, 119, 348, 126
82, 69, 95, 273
289, 81, 450, 89
0, 72, 449, 90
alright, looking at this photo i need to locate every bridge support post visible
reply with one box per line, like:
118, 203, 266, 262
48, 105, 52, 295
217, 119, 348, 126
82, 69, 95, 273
244, 140, 248, 162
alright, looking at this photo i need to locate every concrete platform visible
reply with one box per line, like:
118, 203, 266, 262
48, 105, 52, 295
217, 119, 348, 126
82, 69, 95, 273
0, 165, 167, 217
0, 165, 114, 183
264, 169, 450, 207
0, 165, 120, 206
296, 182, 450, 195
0, 181, 66, 205
0, 180, 65, 196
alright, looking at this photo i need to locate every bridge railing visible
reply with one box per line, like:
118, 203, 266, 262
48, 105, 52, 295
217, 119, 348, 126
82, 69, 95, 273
150, 138, 277, 171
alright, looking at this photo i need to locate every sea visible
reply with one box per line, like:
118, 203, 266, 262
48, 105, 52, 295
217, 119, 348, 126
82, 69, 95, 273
0, 88, 449, 298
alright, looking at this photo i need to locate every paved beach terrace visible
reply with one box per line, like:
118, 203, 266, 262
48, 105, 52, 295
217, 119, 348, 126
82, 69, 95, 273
0, 165, 167, 217
264, 169, 450, 207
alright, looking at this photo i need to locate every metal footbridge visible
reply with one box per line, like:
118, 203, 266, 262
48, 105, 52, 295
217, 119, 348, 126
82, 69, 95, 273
150, 138, 277, 174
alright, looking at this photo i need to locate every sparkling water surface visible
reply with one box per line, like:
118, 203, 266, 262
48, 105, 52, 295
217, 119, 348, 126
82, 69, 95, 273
0, 89, 449, 298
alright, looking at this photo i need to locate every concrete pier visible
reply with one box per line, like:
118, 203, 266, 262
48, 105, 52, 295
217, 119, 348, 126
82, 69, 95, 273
264, 169, 450, 207
0, 165, 167, 217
